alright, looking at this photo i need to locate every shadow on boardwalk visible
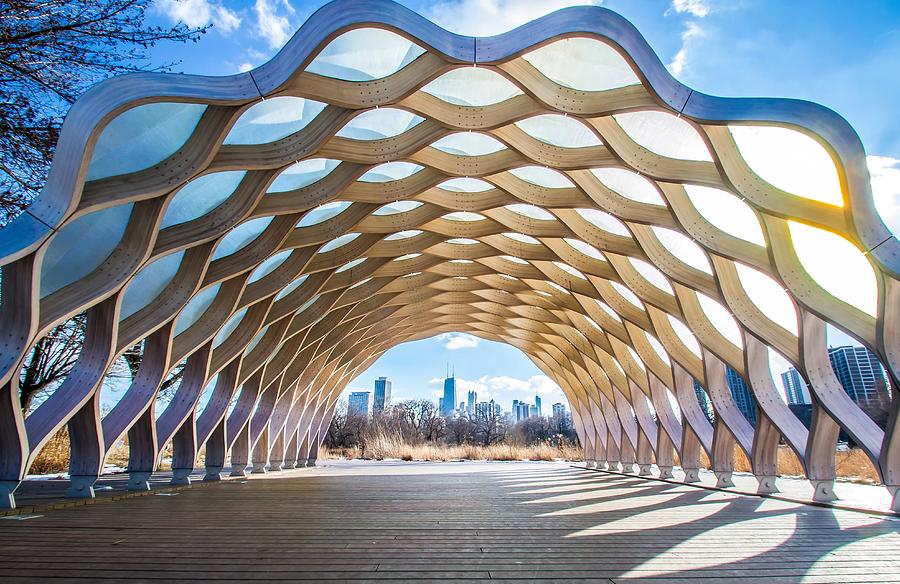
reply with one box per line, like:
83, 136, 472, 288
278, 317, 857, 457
0, 460, 897, 583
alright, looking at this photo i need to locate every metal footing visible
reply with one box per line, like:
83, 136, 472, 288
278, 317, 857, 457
888, 486, 900, 512
714, 471, 734, 488
658, 465, 674, 479
683, 468, 701, 483
251, 462, 267, 474
170, 468, 192, 486
306, 458, 317, 467
203, 467, 223, 482
595, 460, 607, 470
621, 462, 636, 474
65, 475, 97, 499
268, 462, 283, 472
756, 475, 779, 494
282, 461, 295, 470
607, 461, 620, 472
0, 481, 19, 509
811, 479, 838, 502
127, 471, 152, 491
230, 465, 247, 477
295, 459, 307, 468
585, 460, 596, 468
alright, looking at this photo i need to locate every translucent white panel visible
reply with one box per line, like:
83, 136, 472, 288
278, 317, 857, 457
585, 316, 603, 330
564, 238, 605, 260
438, 177, 493, 192
195, 377, 217, 417
735, 262, 798, 335
174, 284, 221, 336
244, 326, 269, 356
274, 275, 308, 301
393, 253, 421, 261
211, 217, 273, 261
359, 161, 423, 182
336, 108, 424, 140
614, 111, 712, 161
305, 28, 425, 81
553, 261, 587, 280
449, 259, 473, 263
349, 277, 372, 289
646, 333, 671, 365
336, 257, 367, 272
384, 229, 422, 240
788, 221, 877, 316
667, 315, 702, 357
248, 250, 292, 284
421, 66, 523, 106
629, 258, 674, 294
509, 166, 573, 188
500, 255, 529, 264
591, 168, 664, 205
547, 281, 569, 294
611, 280, 644, 308
446, 238, 479, 245
224, 97, 327, 145
515, 114, 602, 148
296, 295, 320, 315
729, 125, 843, 206
87, 103, 206, 181
297, 201, 352, 227
651, 226, 712, 274
443, 211, 485, 221
596, 300, 622, 322
626, 346, 646, 370
40, 203, 134, 297
120, 251, 185, 320
521, 37, 640, 91
506, 204, 554, 220
431, 132, 506, 156
402, 271, 422, 278
575, 208, 631, 236
161, 171, 246, 229
683, 184, 766, 246
214, 308, 247, 347
373, 200, 422, 215
696, 292, 743, 347
503, 232, 540, 244
269, 158, 340, 193
318, 232, 360, 253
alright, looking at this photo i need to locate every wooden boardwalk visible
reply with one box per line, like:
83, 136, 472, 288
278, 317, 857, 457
1, 461, 898, 583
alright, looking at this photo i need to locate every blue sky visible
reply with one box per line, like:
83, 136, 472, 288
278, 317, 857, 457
139, 0, 900, 408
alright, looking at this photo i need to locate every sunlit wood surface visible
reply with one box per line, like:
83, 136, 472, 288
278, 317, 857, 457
2, 461, 898, 582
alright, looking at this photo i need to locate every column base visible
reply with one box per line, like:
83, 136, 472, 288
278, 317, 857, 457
607, 461, 620, 472
268, 462, 283, 472
585, 460, 596, 469
282, 461, 295, 470
251, 462, 267, 474
0, 481, 19, 509
811, 479, 838, 502
306, 458, 317, 467
638, 463, 653, 476
714, 471, 734, 488
127, 471, 152, 491
170, 468, 192, 486
621, 462, 636, 474
295, 459, 307, 468
65, 475, 97, 499
683, 468, 701, 483
595, 460, 607, 470
756, 475, 779, 494
230, 466, 247, 477
203, 466, 223, 482
658, 465, 674, 479
887, 486, 900, 512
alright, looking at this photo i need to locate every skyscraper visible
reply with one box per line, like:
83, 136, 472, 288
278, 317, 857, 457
780, 368, 810, 405
828, 346, 892, 407
348, 391, 371, 417
467, 390, 477, 415
535, 395, 542, 417
441, 375, 457, 416
552, 403, 566, 419
726, 366, 757, 425
373, 376, 392, 413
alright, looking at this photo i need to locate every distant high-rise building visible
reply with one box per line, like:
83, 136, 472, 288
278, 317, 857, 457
828, 346, 892, 407
467, 390, 477, 414
780, 368, 810, 405
458, 401, 466, 413
692, 380, 715, 423
475, 400, 500, 419
529, 404, 538, 418
535, 395, 542, 417
373, 377, 392, 413
726, 366, 757, 425
552, 403, 566, 419
348, 391, 371, 417
513, 401, 532, 423
441, 375, 457, 416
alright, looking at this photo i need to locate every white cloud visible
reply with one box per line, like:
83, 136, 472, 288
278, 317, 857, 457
670, 0, 710, 18
254, 0, 295, 49
868, 155, 900, 237
424, 0, 602, 37
156, 0, 241, 34
437, 332, 479, 350
668, 20, 704, 77
237, 62, 254, 73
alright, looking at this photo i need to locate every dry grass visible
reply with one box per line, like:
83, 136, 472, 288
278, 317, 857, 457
323, 436, 583, 463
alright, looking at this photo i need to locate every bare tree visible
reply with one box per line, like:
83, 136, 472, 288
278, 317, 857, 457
473, 408, 506, 446
325, 401, 368, 448
19, 314, 85, 412
0, 0, 208, 223
444, 415, 475, 445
